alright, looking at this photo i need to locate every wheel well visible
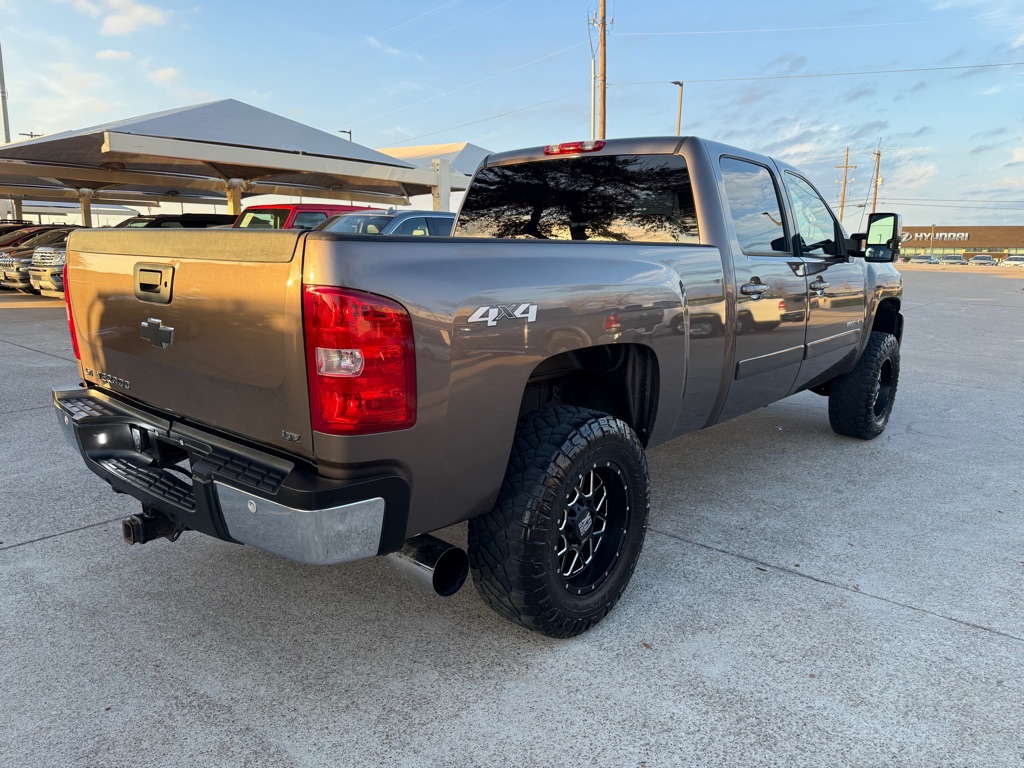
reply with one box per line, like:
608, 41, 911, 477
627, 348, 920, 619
518, 344, 659, 446
872, 298, 903, 342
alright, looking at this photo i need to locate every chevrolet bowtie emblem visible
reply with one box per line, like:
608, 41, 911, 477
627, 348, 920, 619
140, 317, 175, 349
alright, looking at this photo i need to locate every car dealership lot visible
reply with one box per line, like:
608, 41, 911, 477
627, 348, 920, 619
1, 271, 1022, 767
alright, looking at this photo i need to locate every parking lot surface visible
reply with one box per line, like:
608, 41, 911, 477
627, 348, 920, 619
2, 270, 1022, 767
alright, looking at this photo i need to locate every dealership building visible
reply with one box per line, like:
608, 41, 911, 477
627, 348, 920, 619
900, 225, 1024, 259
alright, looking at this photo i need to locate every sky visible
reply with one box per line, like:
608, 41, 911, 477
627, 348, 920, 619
0, 0, 1022, 228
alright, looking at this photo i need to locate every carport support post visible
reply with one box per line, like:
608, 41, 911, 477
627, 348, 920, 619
78, 188, 93, 228
431, 158, 451, 212
225, 178, 244, 216
10, 194, 22, 220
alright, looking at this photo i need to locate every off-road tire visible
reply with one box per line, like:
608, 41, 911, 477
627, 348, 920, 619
827, 331, 900, 439
468, 406, 650, 638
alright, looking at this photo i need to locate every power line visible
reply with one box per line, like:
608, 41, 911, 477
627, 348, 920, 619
348, 42, 586, 128
386, 89, 589, 145
872, 202, 1024, 211
613, 19, 961, 37
615, 60, 1024, 86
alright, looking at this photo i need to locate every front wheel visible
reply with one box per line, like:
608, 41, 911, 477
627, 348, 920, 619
827, 331, 900, 439
468, 406, 650, 638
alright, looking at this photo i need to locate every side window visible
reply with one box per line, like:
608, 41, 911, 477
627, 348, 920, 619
391, 217, 429, 236
292, 212, 327, 230
427, 216, 454, 236
784, 174, 840, 256
720, 157, 789, 255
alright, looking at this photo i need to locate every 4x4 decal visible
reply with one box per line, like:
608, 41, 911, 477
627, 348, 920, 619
468, 303, 538, 327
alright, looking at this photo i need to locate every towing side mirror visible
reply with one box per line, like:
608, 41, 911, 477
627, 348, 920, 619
861, 212, 902, 263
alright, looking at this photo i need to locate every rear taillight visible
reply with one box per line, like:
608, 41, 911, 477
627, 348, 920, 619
303, 286, 416, 435
63, 263, 81, 360
604, 313, 621, 334
544, 140, 606, 155
778, 300, 786, 312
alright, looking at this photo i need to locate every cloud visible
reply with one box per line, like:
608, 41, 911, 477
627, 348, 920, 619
147, 66, 178, 85
1015, 31, 1024, 47
100, 0, 170, 35
1005, 147, 1024, 167
95, 49, 132, 61
364, 36, 427, 63
969, 144, 995, 154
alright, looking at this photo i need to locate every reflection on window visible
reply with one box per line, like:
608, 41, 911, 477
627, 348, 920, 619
292, 212, 328, 230
784, 173, 839, 256
720, 157, 789, 255
237, 210, 288, 229
457, 154, 699, 244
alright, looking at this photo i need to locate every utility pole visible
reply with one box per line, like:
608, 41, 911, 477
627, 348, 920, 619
870, 145, 882, 214
597, 0, 607, 139
671, 81, 684, 136
0, 31, 11, 144
835, 146, 856, 222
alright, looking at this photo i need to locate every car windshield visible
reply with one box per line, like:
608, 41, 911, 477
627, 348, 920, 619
16, 229, 68, 249
123, 218, 156, 227
236, 210, 289, 229
1007, 257, 1024, 263
0, 228, 42, 247
319, 214, 394, 234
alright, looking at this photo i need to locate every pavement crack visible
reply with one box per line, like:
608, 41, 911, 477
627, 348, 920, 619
0, 405, 51, 416
0, 338, 77, 364
650, 527, 1024, 644
0, 516, 124, 552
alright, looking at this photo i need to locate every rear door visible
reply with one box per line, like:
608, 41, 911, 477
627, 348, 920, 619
717, 156, 808, 422
781, 172, 867, 389
66, 229, 313, 457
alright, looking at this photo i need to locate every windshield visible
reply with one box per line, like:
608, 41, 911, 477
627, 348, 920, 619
124, 218, 156, 227
15, 229, 69, 249
1007, 257, 1024, 262
0, 228, 41, 247
457, 154, 699, 243
319, 214, 393, 234
237, 209, 289, 229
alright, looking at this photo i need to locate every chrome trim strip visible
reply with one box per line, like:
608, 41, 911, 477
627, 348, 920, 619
215, 482, 384, 566
735, 344, 804, 380
804, 329, 861, 360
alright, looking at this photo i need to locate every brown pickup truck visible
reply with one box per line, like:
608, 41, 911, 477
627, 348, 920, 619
54, 137, 904, 637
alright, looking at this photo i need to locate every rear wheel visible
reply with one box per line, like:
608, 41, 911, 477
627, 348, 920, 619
827, 331, 900, 439
468, 406, 649, 638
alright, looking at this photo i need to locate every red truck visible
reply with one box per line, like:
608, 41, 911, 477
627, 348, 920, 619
233, 203, 375, 230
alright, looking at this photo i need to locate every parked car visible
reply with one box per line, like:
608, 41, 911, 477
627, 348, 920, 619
29, 244, 69, 297
314, 209, 456, 236
115, 213, 237, 229
0, 221, 37, 238
57, 135, 904, 638
1002, 255, 1024, 268
0, 225, 67, 251
969, 255, 996, 266
909, 254, 940, 264
0, 228, 77, 292
940, 254, 967, 265
234, 203, 375, 230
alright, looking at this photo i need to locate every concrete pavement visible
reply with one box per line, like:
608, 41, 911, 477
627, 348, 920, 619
1, 272, 1022, 767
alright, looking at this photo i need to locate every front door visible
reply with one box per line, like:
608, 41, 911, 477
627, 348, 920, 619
717, 156, 808, 422
782, 173, 868, 390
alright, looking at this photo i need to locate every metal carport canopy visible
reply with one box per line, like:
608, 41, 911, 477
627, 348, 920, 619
0, 99, 470, 224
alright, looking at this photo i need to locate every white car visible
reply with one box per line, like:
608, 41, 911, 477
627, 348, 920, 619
1001, 255, 1024, 268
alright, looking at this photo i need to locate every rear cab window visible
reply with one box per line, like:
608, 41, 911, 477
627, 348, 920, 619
456, 154, 699, 244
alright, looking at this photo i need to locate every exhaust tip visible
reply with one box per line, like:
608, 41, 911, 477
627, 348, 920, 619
387, 534, 469, 597
430, 546, 469, 597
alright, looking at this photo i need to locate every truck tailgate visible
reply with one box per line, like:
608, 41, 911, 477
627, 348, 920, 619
66, 229, 313, 458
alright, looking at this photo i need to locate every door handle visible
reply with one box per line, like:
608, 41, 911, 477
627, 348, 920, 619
809, 278, 830, 296
740, 282, 769, 298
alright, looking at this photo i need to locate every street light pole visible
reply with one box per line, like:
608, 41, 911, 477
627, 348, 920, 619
0, 32, 11, 145
337, 130, 352, 142
597, 0, 607, 139
671, 81, 684, 136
